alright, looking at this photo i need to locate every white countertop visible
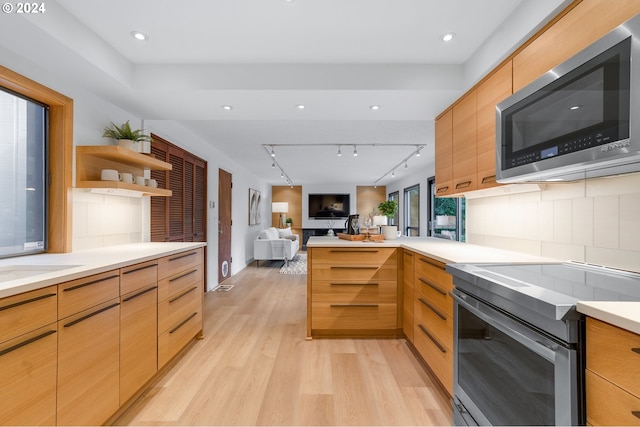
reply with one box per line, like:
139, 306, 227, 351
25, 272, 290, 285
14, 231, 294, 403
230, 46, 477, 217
307, 236, 557, 264
0, 242, 206, 298
577, 302, 640, 335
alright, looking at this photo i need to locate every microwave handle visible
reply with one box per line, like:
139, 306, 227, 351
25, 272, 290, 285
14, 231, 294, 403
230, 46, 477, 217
452, 291, 557, 362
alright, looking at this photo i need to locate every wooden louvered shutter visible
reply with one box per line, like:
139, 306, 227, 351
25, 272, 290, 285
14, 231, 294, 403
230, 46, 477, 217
183, 155, 195, 242
168, 147, 184, 242
150, 139, 169, 242
194, 159, 206, 242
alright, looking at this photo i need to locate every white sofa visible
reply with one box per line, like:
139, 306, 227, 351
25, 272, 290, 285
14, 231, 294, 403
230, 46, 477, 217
254, 227, 300, 266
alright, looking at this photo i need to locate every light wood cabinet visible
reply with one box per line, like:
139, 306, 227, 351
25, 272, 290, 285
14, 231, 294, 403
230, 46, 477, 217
476, 60, 512, 190
57, 297, 120, 426
452, 91, 477, 193
75, 145, 172, 197
119, 261, 158, 405
586, 317, 640, 426
513, 0, 640, 92
0, 287, 58, 426
157, 248, 204, 368
435, 109, 453, 196
412, 254, 454, 396
402, 250, 415, 342
307, 247, 400, 338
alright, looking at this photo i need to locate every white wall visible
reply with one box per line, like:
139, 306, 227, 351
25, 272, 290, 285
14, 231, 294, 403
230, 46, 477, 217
467, 173, 640, 273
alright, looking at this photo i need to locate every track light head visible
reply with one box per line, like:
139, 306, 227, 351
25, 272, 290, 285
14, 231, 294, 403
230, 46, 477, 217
337, 146, 342, 157
353, 145, 358, 157
270, 146, 276, 157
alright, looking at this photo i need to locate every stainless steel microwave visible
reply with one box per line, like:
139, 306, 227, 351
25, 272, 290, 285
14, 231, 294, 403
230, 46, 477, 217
496, 13, 640, 183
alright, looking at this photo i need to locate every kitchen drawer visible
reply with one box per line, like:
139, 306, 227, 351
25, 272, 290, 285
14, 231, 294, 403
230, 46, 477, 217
414, 320, 453, 396
311, 302, 397, 330
414, 296, 453, 350
120, 260, 158, 295
311, 264, 397, 282
0, 285, 57, 344
58, 270, 120, 319
414, 255, 453, 292
158, 248, 203, 280
158, 284, 202, 334
312, 247, 397, 266
415, 273, 454, 318
586, 369, 640, 426
0, 324, 57, 426
158, 265, 203, 302
158, 310, 202, 368
311, 280, 397, 303
586, 317, 640, 397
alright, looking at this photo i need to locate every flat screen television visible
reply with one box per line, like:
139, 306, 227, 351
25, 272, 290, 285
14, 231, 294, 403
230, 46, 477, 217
308, 194, 350, 219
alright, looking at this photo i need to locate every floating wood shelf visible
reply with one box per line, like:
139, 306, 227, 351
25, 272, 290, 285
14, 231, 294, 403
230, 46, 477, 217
76, 145, 172, 197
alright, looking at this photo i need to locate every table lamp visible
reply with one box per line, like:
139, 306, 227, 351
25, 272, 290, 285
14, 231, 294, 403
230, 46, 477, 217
272, 202, 289, 228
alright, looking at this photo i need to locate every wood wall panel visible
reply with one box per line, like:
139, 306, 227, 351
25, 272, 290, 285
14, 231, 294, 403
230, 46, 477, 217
356, 186, 386, 219
271, 186, 302, 236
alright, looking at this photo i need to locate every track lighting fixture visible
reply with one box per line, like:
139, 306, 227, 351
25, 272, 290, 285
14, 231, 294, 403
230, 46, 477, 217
270, 146, 276, 157
271, 161, 275, 168
373, 145, 425, 186
404, 161, 408, 169
392, 170, 395, 177
353, 145, 358, 157
337, 146, 342, 156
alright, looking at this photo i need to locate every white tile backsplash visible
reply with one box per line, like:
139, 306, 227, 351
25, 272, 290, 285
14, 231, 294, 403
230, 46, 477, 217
468, 173, 640, 273
72, 189, 144, 250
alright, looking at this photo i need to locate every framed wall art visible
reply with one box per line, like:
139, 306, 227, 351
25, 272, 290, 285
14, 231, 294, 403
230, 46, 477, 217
249, 188, 261, 225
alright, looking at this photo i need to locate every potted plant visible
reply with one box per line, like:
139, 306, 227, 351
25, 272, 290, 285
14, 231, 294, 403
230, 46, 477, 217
377, 200, 398, 240
285, 217, 293, 227
102, 121, 152, 151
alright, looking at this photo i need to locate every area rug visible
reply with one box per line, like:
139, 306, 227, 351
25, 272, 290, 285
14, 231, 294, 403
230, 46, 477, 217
279, 253, 307, 274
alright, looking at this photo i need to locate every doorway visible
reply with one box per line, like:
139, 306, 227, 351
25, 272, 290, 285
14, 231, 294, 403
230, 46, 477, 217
218, 169, 232, 283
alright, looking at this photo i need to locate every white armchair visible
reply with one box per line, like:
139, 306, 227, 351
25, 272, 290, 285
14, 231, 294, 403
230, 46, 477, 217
254, 227, 300, 266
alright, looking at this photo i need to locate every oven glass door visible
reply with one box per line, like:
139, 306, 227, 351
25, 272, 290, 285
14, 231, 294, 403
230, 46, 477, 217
454, 291, 578, 426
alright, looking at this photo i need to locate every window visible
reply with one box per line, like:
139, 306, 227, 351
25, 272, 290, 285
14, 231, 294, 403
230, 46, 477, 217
428, 177, 466, 241
404, 184, 420, 236
388, 191, 399, 226
0, 88, 47, 258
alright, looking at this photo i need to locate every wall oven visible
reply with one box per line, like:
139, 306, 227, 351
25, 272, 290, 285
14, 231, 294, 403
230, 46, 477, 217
447, 262, 640, 426
496, 13, 640, 183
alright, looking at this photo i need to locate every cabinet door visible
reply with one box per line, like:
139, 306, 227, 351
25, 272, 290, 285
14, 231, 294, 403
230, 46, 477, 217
57, 298, 120, 426
402, 250, 414, 342
435, 109, 453, 196
151, 138, 169, 242
452, 90, 477, 193
476, 60, 512, 190
513, 0, 640, 91
0, 325, 57, 426
120, 286, 158, 405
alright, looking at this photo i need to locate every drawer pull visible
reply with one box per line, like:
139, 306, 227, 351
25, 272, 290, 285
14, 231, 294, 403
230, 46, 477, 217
0, 292, 55, 312
632, 348, 640, 355
330, 265, 378, 270
123, 264, 157, 275
436, 186, 449, 194
64, 274, 119, 292
632, 411, 640, 419
169, 269, 198, 282
170, 312, 198, 334
481, 175, 496, 184
123, 286, 157, 302
418, 257, 442, 269
328, 249, 379, 253
169, 252, 198, 262
418, 324, 447, 354
455, 180, 471, 189
329, 304, 379, 308
418, 277, 447, 296
63, 302, 120, 328
169, 286, 197, 303
418, 297, 447, 321
0, 329, 56, 357
330, 282, 379, 286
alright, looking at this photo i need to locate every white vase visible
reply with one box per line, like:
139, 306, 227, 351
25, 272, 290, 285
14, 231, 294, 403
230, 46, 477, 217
117, 139, 137, 151
381, 225, 398, 240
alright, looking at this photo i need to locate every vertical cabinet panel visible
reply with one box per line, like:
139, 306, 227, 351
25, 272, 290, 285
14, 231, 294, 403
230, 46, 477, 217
435, 109, 453, 196
452, 91, 477, 193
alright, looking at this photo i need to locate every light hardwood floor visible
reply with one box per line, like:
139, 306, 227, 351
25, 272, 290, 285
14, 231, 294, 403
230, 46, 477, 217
115, 258, 452, 426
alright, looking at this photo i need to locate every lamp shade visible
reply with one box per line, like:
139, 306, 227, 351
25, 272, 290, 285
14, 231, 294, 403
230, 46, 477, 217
272, 202, 288, 213
373, 215, 388, 226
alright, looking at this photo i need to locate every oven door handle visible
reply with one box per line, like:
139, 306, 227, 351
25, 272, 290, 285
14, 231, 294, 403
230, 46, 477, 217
452, 291, 557, 362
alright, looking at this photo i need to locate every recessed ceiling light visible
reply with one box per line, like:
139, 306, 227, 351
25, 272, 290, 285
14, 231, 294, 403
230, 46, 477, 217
222, 105, 233, 110
440, 33, 455, 42
569, 105, 581, 110
369, 105, 380, 110
296, 104, 305, 109
131, 31, 148, 41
